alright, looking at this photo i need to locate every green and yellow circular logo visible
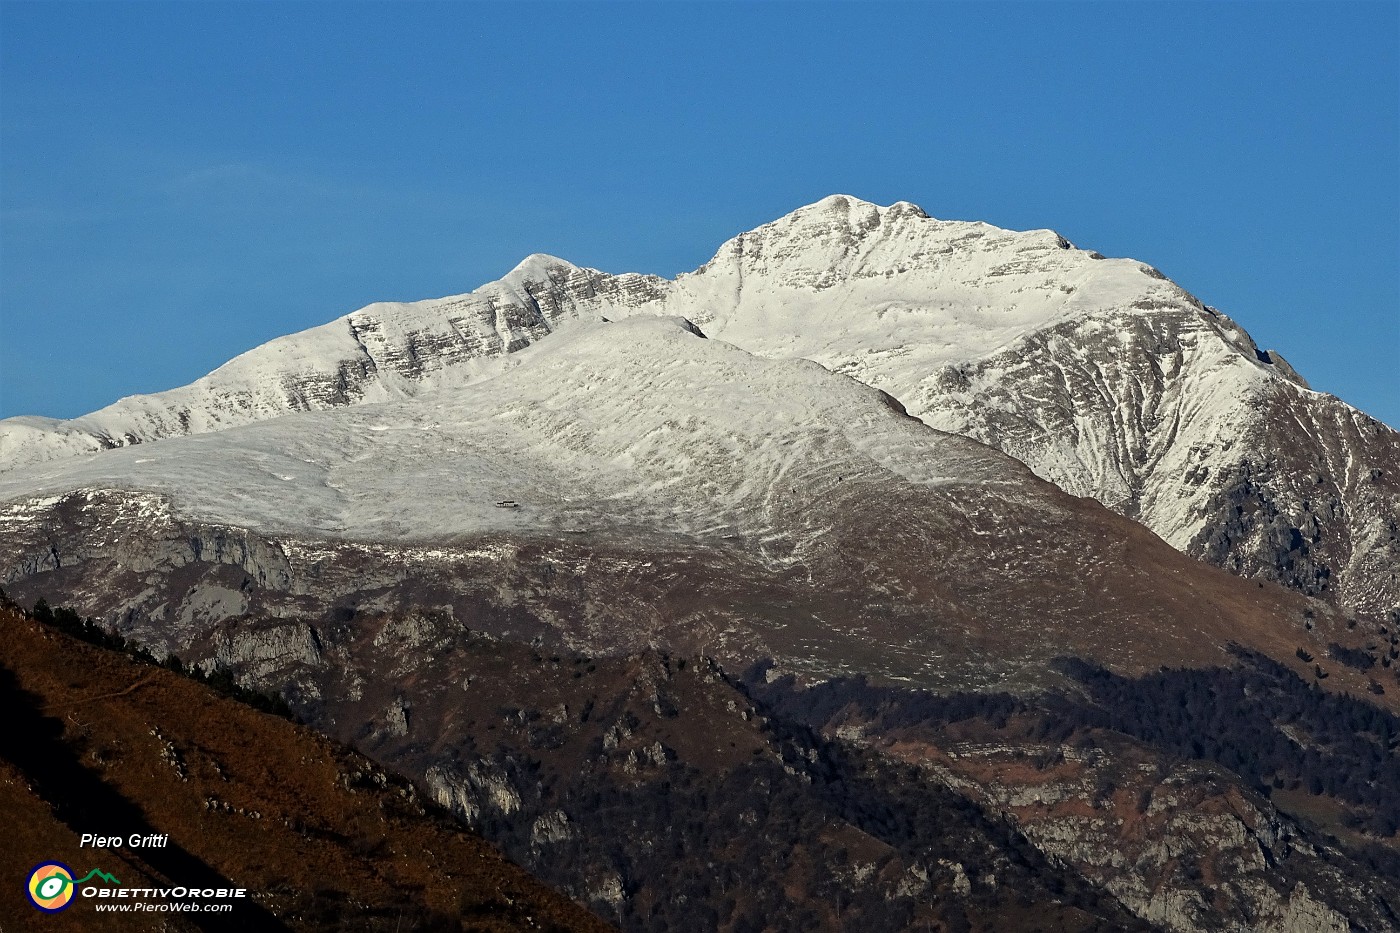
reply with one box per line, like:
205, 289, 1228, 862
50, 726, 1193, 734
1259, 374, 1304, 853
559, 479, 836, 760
27, 862, 76, 912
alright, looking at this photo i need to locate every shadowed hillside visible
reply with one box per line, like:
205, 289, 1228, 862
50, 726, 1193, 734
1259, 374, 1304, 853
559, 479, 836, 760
0, 600, 614, 933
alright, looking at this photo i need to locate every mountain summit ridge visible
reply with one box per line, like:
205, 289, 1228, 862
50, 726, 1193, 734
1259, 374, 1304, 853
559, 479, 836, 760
0, 195, 1314, 465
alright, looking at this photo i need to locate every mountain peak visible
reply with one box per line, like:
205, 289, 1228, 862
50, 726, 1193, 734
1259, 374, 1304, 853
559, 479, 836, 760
774, 195, 933, 233
794, 194, 930, 219
500, 252, 581, 289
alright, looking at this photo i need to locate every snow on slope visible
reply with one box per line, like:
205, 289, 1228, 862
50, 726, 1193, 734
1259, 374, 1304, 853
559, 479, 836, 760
657, 196, 1182, 366
0, 317, 1031, 551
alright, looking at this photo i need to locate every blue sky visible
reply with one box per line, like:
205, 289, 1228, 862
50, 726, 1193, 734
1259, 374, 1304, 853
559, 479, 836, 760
2, 1, 1396, 427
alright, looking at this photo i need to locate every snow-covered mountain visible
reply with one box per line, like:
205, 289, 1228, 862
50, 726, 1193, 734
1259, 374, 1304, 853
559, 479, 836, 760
3, 195, 1396, 617
5, 203, 1398, 933
0, 315, 1372, 699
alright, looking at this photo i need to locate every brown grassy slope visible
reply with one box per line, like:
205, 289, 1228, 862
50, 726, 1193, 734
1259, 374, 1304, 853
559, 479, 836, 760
0, 606, 614, 933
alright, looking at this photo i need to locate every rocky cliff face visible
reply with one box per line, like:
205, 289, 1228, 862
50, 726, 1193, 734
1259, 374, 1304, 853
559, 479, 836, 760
749, 669, 1400, 933
907, 739, 1370, 933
